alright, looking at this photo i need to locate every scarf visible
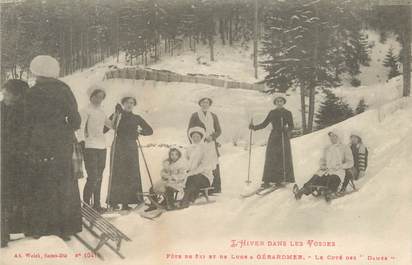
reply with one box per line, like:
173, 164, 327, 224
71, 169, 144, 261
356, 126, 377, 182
197, 110, 215, 137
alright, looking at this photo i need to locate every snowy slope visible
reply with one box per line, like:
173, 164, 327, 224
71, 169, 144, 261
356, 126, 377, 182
1, 64, 411, 264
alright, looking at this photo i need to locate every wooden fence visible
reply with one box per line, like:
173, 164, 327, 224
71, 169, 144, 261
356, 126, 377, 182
104, 67, 265, 91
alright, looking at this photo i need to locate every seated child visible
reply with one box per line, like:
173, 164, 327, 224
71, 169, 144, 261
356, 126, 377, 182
146, 148, 187, 211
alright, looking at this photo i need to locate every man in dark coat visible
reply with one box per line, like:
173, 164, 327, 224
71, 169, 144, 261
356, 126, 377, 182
24, 55, 82, 241
188, 97, 222, 193
1, 79, 29, 247
249, 96, 295, 188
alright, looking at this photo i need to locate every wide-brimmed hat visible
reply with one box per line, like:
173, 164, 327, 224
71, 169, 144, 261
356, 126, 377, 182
273, 96, 287, 104
30, 55, 60, 78
198, 97, 213, 106
87, 84, 106, 99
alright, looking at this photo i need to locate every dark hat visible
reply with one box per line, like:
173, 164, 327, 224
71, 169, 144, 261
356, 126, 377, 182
198, 97, 213, 106
273, 96, 287, 104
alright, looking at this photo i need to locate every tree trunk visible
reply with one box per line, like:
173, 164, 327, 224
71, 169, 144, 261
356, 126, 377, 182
209, 35, 214, 61
219, 18, 226, 45
307, 5, 320, 132
229, 14, 233, 45
402, 6, 411, 97
307, 84, 316, 132
300, 86, 307, 134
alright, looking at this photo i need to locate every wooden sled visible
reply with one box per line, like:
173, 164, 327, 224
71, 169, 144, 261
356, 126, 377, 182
74, 201, 131, 260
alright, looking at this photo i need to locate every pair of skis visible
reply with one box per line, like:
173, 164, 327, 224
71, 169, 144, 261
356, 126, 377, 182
240, 184, 285, 198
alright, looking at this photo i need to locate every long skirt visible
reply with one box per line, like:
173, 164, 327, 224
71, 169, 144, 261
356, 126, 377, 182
107, 139, 143, 205
262, 130, 295, 184
26, 159, 82, 236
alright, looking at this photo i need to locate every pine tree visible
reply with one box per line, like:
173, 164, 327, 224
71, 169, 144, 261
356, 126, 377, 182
315, 89, 354, 130
355, 98, 368, 114
383, 47, 401, 80
261, 0, 364, 133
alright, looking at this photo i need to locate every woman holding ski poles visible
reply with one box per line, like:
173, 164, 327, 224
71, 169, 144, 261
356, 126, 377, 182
106, 96, 153, 211
249, 96, 295, 189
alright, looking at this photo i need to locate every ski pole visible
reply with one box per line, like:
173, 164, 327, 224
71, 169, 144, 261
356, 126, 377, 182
137, 137, 154, 188
281, 117, 286, 183
246, 118, 253, 185
107, 112, 122, 209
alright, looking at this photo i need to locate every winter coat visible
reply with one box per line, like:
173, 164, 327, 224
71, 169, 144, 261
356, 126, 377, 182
154, 159, 188, 193
78, 104, 111, 149
106, 111, 153, 205
317, 137, 354, 181
186, 141, 214, 185
1, 102, 28, 236
251, 107, 295, 183
24, 77, 82, 236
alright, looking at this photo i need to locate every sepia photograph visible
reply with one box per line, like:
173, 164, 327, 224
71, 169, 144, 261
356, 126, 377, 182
0, 0, 411, 264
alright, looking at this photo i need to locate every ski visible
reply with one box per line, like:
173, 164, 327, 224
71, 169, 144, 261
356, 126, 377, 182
256, 184, 284, 196
240, 184, 283, 198
240, 187, 267, 198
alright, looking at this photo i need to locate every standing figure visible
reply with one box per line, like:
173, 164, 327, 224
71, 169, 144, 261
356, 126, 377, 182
294, 130, 354, 200
188, 97, 222, 193
78, 85, 112, 212
25, 55, 82, 241
249, 96, 295, 188
1, 80, 29, 247
107, 97, 153, 211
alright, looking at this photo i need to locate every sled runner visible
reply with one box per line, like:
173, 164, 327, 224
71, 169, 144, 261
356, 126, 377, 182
75, 201, 131, 260
293, 183, 358, 202
138, 187, 216, 220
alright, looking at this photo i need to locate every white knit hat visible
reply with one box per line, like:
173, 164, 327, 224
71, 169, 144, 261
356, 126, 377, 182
188, 126, 206, 141
30, 55, 60, 78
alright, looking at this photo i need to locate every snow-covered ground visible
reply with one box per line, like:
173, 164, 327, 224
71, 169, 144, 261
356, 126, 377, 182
1, 29, 409, 264
1, 59, 411, 264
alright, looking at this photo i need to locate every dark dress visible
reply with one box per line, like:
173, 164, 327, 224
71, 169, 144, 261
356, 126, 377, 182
24, 77, 82, 237
251, 108, 295, 184
188, 112, 222, 192
1, 102, 27, 244
107, 111, 153, 205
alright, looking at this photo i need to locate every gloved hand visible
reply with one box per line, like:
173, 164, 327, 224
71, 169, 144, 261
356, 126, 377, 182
115, 103, 123, 114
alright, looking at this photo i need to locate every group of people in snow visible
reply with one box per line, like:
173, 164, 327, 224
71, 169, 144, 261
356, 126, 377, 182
0, 55, 223, 246
249, 96, 368, 199
1, 54, 368, 247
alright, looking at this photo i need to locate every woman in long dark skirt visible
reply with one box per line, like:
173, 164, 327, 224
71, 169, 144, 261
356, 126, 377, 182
25, 55, 82, 241
1, 80, 29, 247
249, 96, 295, 188
106, 97, 153, 211
188, 97, 222, 193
